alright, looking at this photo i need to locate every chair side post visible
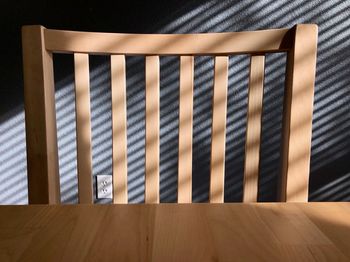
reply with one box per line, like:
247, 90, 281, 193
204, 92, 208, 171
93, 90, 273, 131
279, 24, 318, 202
22, 25, 60, 204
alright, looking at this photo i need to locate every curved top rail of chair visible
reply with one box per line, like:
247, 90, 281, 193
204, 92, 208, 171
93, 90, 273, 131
42, 26, 298, 55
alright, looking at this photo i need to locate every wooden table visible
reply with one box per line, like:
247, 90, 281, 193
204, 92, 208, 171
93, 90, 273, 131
0, 203, 350, 261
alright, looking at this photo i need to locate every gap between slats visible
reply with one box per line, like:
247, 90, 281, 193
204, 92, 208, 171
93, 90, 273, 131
243, 55, 265, 203
178, 56, 194, 203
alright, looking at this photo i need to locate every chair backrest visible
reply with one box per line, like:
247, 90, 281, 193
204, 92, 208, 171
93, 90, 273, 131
22, 24, 318, 204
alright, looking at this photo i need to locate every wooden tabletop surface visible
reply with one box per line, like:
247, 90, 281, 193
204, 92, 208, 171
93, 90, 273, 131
0, 203, 349, 261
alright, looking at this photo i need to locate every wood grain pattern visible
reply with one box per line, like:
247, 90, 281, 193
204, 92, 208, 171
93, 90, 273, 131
178, 56, 194, 203
279, 24, 318, 202
44, 28, 292, 55
145, 56, 160, 203
22, 25, 60, 204
210, 56, 229, 203
0, 203, 349, 261
243, 55, 265, 203
74, 53, 93, 204
111, 55, 128, 204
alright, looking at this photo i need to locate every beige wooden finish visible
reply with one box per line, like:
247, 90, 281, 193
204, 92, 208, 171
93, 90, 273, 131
111, 55, 128, 204
44, 28, 291, 55
22, 24, 318, 204
22, 26, 60, 204
210, 56, 229, 203
74, 53, 94, 204
243, 56, 265, 203
1, 203, 350, 261
145, 56, 160, 203
279, 25, 318, 202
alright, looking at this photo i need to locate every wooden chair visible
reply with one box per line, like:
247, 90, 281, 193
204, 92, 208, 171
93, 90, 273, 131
22, 24, 318, 204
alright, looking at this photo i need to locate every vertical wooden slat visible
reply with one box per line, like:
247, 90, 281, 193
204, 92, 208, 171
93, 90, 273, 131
145, 56, 160, 203
279, 24, 318, 202
74, 53, 93, 204
111, 55, 128, 204
243, 55, 265, 203
178, 56, 194, 203
22, 25, 60, 204
210, 56, 229, 203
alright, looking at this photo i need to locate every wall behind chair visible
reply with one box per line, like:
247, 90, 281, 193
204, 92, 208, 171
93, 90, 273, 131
0, 0, 349, 204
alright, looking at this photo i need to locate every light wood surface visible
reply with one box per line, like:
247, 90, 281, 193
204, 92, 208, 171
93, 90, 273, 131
243, 56, 265, 202
279, 24, 318, 202
145, 56, 160, 203
210, 56, 229, 203
178, 56, 194, 203
111, 55, 128, 204
74, 53, 93, 204
44, 28, 292, 55
22, 25, 60, 204
0, 203, 349, 261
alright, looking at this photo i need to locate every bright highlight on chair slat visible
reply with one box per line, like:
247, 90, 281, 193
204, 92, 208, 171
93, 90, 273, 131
111, 55, 128, 204
210, 56, 229, 203
145, 56, 160, 204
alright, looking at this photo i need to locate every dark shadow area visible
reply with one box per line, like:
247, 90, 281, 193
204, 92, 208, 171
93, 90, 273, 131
258, 53, 286, 201
191, 56, 214, 202
224, 55, 249, 202
159, 56, 179, 203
